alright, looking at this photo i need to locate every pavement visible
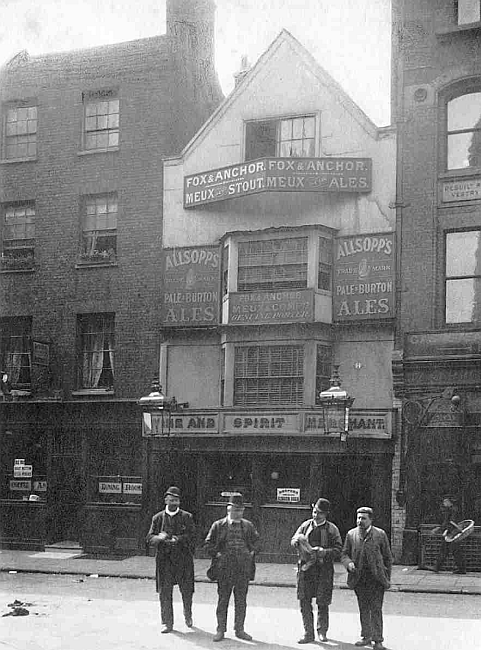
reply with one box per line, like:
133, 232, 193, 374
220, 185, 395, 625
1, 548, 480, 594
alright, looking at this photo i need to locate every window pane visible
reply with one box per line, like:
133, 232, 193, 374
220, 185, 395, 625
292, 118, 305, 140
458, 0, 481, 24
447, 132, 481, 169
280, 119, 292, 140
446, 231, 481, 276
245, 120, 277, 160
448, 93, 481, 131
108, 132, 119, 147
446, 278, 478, 323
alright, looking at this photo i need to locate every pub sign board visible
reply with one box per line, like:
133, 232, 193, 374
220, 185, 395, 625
229, 289, 314, 324
184, 157, 372, 208
333, 232, 395, 321
161, 246, 220, 326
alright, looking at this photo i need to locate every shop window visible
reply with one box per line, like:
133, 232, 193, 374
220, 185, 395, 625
0, 316, 32, 388
1, 429, 47, 501
262, 456, 310, 505
445, 229, 481, 324
245, 115, 315, 161
445, 90, 481, 170
315, 344, 332, 403
2, 103, 37, 160
234, 345, 304, 406
77, 313, 115, 390
87, 427, 142, 505
82, 90, 119, 151
238, 237, 308, 292
205, 455, 252, 503
458, 0, 481, 25
80, 193, 117, 263
1, 202, 35, 271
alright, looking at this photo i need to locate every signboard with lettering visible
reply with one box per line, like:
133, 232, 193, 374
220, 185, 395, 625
184, 157, 372, 207
442, 178, 481, 202
32, 341, 50, 366
304, 410, 392, 438
99, 482, 122, 494
10, 480, 31, 491
123, 482, 142, 495
161, 246, 220, 326
277, 488, 301, 503
14, 464, 33, 478
229, 289, 313, 324
142, 412, 219, 436
223, 413, 301, 434
33, 480, 47, 492
333, 233, 395, 321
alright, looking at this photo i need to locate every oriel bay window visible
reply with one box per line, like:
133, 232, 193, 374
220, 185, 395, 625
234, 345, 304, 406
77, 313, 115, 390
445, 229, 481, 324
245, 115, 316, 161
238, 237, 308, 292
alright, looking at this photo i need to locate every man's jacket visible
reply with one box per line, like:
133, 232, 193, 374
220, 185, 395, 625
341, 525, 393, 590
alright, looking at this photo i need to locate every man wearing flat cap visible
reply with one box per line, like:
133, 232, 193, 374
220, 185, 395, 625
204, 493, 259, 642
291, 498, 342, 644
341, 506, 392, 650
146, 486, 196, 633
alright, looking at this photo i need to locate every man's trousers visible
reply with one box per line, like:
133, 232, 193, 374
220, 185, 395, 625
354, 579, 386, 643
159, 581, 193, 628
216, 574, 250, 633
300, 598, 329, 637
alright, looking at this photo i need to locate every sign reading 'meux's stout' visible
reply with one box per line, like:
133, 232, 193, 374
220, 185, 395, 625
184, 157, 372, 207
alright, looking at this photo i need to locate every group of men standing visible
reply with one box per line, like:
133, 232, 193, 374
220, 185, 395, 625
146, 488, 393, 649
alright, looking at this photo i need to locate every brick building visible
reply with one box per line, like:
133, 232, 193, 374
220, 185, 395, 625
391, 0, 481, 567
0, 0, 222, 552
156, 30, 398, 562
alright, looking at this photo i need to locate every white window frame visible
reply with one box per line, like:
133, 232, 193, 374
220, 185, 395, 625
2, 102, 37, 160
1, 202, 35, 271
82, 90, 119, 152
244, 112, 320, 161
80, 193, 118, 263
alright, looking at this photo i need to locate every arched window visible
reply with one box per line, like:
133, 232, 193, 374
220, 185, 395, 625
445, 89, 481, 170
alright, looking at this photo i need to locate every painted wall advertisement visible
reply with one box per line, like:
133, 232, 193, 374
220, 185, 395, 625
161, 246, 220, 326
184, 157, 372, 208
228, 289, 314, 324
333, 232, 395, 321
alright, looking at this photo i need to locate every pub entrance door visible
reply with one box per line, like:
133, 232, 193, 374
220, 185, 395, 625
48, 455, 84, 545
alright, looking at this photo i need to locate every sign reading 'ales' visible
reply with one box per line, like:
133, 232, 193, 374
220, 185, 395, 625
333, 233, 395, 321
162, 246, 221, 326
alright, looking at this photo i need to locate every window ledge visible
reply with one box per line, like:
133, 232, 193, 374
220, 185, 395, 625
0, 157, 37, 164
0, 267, 35, 274
436, 22, 481, 36
77, 147, 119, 157
75, 261, 118, 269
439, 168, 481, 179
71, 389, 115, 397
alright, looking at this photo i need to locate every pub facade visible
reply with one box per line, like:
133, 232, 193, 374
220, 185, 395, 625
149, 31, 400, 561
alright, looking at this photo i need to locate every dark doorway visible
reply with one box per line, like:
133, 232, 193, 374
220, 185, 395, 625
321, 456, 372, 539
48, 456, 85, 544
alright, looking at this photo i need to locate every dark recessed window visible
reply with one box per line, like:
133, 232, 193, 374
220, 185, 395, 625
0, 317, 32, 387
245, 115, 315, 161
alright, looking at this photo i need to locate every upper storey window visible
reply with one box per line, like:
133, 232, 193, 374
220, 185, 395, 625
445, 229, 481, 324
458, 0, 481, 25
83, 90, 119, 151
245, 115, 316, 161
446, 91, 481, 169
1, 202, 35, 271
3, 104, 37, 160
80, 193, 117, 263
238, 237, 308, 292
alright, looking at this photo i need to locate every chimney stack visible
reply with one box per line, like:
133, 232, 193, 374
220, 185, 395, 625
167, 0, 216, 73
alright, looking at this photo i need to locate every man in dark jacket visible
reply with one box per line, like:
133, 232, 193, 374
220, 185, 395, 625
341, 506, 392, 650
204, 493, 259, 642
291, 498, 342, 644
432, 496, 466, 574
146, 486, 195, 633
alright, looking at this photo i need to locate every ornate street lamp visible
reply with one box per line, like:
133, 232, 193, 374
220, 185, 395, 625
318, 365, 355, 442
137, 378, 188, 437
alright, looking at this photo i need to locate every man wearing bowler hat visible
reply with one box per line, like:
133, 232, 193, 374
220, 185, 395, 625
204, 493, 259, 642
291, 498, 342, 644
146, 486, 195, 633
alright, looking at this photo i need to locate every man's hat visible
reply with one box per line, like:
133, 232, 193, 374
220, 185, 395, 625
313, 498, 331, 513
357, 506, 374, 517
228, 492, 244, 507
164, 486, 181, 498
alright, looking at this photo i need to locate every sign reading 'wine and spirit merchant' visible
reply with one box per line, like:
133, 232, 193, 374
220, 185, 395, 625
333, 232, 395, 321
184, 157, 372, 207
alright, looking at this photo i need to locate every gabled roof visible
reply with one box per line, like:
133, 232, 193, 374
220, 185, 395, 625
170, 29, 380, 162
